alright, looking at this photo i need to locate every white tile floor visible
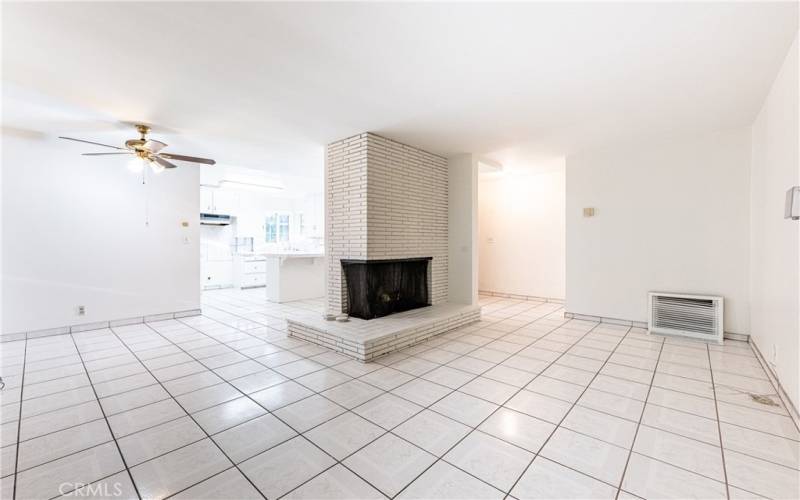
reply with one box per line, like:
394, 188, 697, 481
1, 289, 798, 499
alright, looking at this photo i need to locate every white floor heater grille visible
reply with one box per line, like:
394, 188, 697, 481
648, 292, 724, 344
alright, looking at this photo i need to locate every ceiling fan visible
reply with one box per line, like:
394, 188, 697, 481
59, 124, 216, 172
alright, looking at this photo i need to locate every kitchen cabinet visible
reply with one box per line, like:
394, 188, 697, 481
233, 255, 267, 289
214, 190, 238, 214
200, 186, 238, 214
200, 186, 215, 213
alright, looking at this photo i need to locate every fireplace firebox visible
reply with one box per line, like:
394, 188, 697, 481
341, 257, 431, 320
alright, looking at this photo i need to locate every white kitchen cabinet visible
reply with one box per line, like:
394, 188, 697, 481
200, 186, 216, 213
214, 190, 238, 214
233, 255, 266, 289
200, 186, 238, 215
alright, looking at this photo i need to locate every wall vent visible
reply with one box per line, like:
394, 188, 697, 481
648, 292, 723, 344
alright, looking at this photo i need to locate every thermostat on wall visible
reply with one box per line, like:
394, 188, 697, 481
583, 207, 596, 217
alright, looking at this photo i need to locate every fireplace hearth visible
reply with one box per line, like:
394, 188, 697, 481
342, 257, 431, 319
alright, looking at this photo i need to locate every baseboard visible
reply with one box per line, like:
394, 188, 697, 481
749, 338, 800, 431
479, 290, 564, 304
563, 311, 649, 329
0, 308, 202, 343
723, 331, 749, 342
563, 311, 751, 342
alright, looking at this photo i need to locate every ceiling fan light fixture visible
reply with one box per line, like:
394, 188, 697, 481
60, 124, 215, 170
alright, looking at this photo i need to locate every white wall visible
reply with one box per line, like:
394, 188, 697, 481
2, 135, 200, 334
750, 34, 799, 409
479, 163, 565, 300
566, 128, 751, 333
448, 154, 479, 305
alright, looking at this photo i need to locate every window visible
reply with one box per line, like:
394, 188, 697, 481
278, 214, 290, 242
265, 214, 277, 242
266, 213, 291, 242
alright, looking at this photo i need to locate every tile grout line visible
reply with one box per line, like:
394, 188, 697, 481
209, 292, 796, 490
21, 349, 785, 498
6, 320, 324, 488
11, 338, 27, 500
16, 439, 117, 477
706, 344, 731, 500
746, 339, 800, 432
389, 318, 606, 499
9, 341, 787, 444
104, 324, 269, 500
13, 329, 750, 423
276, 303, 573, 499
61, 332, 142, 500
13, 293, 783, 500
613, 334, 666, 499
502, 325, 634, 499
150, 319, 418, 499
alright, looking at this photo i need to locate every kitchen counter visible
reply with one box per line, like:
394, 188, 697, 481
262, 253, 325, 302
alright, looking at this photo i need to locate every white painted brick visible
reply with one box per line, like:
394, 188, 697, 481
326, 132, 448, 314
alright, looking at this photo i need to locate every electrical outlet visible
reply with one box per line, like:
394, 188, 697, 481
77, 305, 86, 316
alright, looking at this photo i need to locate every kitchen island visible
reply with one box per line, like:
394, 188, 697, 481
263, 253, 325, 302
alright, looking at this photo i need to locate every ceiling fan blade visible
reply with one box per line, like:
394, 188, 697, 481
152, 156, 178, 169
158, 153, 216, 165
144, 140, 167, 153
82, 152, 133, 156
59, 136, 126, 150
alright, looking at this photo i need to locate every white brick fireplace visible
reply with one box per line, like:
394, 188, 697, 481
287, 132, 481, 361
326, 132, 449, 315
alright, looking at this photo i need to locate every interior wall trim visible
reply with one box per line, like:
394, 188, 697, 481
563, 310, 750, 343
749, 338, 800, 432
0, 308, 202, 343
479, 290, 564, 304
563, 311, 648, 329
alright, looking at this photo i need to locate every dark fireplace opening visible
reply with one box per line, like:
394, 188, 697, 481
342, 257, 431, 320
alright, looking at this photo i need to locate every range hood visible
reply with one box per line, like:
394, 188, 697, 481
200, 213, 232, 226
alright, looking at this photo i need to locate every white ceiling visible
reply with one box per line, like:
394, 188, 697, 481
3, 2, 797, 172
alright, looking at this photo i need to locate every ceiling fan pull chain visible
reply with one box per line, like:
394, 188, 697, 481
143, 167, 150, 227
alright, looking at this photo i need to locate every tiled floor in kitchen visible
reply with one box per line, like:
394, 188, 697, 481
1, 289, 798, 500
